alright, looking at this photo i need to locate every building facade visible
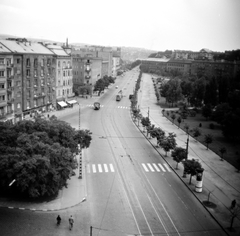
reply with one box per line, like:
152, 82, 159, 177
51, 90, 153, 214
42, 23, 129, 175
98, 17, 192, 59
0, 39, 56, 123
46, 44, 74, 106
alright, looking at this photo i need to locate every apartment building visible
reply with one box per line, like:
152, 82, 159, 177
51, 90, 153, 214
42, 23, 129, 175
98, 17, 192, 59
72, 48, 102, 95
112, 47, 121, 78
0, 44, 14, 123
0, 39, 56, 123
46, 44, 74, 108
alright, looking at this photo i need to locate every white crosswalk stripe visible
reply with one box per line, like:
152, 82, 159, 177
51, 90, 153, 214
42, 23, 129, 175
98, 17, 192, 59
141, 163, 171, 173
87, 164, 115, 174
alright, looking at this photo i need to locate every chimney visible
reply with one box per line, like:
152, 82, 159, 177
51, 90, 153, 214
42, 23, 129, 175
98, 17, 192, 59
66, 38, 68, 47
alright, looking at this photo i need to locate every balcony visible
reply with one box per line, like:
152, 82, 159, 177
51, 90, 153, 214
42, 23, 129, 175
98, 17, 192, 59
0, 113, 6, 120
7, 75, 13, 80
85, 68, 91, 73
85, 75, 91, 80
7, 87, 14, 92
7, 63, 14, 68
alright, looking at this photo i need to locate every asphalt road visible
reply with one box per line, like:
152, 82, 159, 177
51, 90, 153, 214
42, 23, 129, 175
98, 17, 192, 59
0, 69, 228, 236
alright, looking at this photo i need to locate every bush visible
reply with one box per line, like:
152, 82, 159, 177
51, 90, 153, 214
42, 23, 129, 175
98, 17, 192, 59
209, 123, 215, 129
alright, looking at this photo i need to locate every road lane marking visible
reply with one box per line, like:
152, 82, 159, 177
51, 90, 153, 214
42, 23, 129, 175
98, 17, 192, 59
163, 163, 171, 172
152, 163, 160, 172
98, 164, 102, 172
92, 164, 96, 173
142, 163, 149, 172
147, 163, 155, 172
86, 164, 90, 173
158, 163, 166, 172
104, 164, 108, 172
109, 164, 114, 172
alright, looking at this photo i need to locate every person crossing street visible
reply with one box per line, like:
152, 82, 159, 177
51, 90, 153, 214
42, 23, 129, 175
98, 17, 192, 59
69, 215, 74, 230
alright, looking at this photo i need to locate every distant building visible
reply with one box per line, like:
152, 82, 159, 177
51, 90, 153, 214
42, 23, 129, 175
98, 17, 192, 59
0, 38, 56, 123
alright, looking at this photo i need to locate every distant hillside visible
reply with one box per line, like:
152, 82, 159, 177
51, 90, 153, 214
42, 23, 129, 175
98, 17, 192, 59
121, 47, 157, 62
0, 34, 156, 61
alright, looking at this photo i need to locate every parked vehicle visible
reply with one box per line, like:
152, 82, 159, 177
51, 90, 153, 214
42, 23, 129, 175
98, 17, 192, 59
93, 102, 100, 110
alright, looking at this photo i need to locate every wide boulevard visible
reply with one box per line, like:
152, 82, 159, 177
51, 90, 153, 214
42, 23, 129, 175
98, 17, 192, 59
0, 69, 227, 236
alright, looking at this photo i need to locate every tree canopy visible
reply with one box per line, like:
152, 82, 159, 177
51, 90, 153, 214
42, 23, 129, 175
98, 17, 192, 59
0, 117, 92, 199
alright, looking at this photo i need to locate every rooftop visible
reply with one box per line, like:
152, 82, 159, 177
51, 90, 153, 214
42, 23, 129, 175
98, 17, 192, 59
0, 40, 54, 55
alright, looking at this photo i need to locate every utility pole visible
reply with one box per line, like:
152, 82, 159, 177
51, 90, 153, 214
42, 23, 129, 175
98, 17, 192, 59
90, 226, 92, 236
183, 132, 189, 178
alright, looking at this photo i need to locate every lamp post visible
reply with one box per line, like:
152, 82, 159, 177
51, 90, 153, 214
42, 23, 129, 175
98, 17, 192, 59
183, 132, 189, 178
77, 102, 82, 179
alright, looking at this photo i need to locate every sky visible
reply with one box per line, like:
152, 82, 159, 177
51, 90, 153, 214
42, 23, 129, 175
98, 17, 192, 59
0, 0, 240, 52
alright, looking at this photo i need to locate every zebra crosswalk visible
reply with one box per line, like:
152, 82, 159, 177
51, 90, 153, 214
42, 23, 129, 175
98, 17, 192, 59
85, 104, 130, 109
86, 163, 115, 174
141, 163, 172, 173
85, 163, 172, 174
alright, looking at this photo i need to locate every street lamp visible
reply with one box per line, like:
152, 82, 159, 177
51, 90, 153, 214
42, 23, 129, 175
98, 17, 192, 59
183, 132, 189, 178
77, 102, 80, 130
77, 102, 82, 179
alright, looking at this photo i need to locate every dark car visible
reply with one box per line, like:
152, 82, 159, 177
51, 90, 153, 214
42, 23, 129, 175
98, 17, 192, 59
129, 94, 133, 99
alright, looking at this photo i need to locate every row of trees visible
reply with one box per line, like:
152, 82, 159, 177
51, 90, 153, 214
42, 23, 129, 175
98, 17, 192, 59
0, 116, 92, 199
93, 75, 115, 95
131, 107, 203, 184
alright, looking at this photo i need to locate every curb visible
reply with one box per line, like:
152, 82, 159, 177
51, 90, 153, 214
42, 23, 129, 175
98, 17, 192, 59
130, 112, 230, 236
0, 197, 87, 212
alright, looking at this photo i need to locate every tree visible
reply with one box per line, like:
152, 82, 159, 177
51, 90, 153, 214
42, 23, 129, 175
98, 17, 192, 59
0, 117, 92, 199
204, 134, 213, 150
219, 147, 227, 161
191, 127, 202, 141
182, 159, 202, 185
171, 113, 176, 124
165, 78, 183, 107
229, 204, 240, 230
184, 123, 190, 134
171, 147, 187, 169
160, 132, 177, 156
141, 117, 151, 133
202, 104, 212, 120
177, 116, 182, 128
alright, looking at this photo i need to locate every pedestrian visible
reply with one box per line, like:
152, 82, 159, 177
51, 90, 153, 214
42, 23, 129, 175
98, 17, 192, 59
69, 215, 74, 230
56, 215, 61, 225
231, 199, 236, 209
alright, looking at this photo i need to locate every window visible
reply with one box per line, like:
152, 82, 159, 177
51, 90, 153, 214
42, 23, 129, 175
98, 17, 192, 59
26, 101, 30, 108
0, 95, 5, 101
34, 58, 38, 67
34, 70, 37, 77
58, 70, 61, 77
63, 61, 66, 68
17, 103, 21, 109
16, 81, 21, 86
0, 83, 4, 89
26, 69, 30, 76
17, 92, 21, 97
63, 89, 65, 95
17, 58, 20, 64
26, 58, 30, 67
58, 61, 60, 67
26, 80, 30, 87
0, 58, 4, 64
0, 70, 4, 77
41, 69, 44, 76
58, 80, 60, 86
41, 59, 44, 67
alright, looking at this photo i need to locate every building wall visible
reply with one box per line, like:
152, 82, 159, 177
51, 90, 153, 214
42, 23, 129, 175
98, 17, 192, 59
22, 54, 56, 115
56, 57, 73, 102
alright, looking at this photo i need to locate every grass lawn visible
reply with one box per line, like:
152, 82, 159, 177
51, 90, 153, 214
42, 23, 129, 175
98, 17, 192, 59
159, 99, 240, 170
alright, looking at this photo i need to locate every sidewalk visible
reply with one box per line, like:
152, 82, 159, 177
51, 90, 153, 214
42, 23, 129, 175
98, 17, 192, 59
137, 73, 240, 235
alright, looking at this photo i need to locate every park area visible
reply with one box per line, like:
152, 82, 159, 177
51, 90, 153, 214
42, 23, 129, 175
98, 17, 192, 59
159, 99, 240, 171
